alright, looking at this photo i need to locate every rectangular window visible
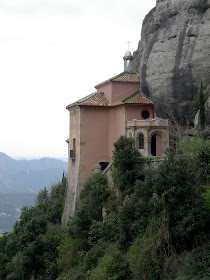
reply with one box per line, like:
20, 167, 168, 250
139, 134, 144, 149
70, 139, 76, 159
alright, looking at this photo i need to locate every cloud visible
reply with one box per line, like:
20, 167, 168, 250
0, 0, 156, 157
0, 0, 155, 21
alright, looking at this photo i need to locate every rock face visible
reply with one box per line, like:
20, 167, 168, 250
133, 0, 210, 127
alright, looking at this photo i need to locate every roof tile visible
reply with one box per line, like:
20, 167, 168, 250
66, 90, 152, 109
66, 92, 109, 109
80, 93, 109, 106
95, 72, 139, 87
113, 90, 153, 106
123, 91, 153, 105
112, 73, 139, 83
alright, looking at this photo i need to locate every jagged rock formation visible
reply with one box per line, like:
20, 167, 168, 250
133, 0, 210, 128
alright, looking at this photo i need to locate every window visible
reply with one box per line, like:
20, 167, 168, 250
70, 150, 75, 159
142, 110, 150, 119
139, 134, 144, 149
70, 138, 76, 159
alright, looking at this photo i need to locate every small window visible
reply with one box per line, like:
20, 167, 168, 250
139, 134, 144, 149
70, 138, 76, 159
70, 150, 75, 159
142, 110, 150, 119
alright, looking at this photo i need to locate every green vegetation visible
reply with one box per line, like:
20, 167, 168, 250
0, 137, 209, 280
0, 192, 36, 235
193, 81, 208, 129
0, 174, 67, 280
195, 0, 210, 13
56, 136, 209, 280
199, 81, 206, 128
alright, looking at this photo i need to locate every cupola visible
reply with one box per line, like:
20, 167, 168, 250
123, 49, 133, 73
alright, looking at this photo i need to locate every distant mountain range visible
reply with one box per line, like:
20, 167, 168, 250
0, 152, 68, 193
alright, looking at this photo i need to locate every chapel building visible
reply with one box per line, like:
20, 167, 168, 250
62, 50, 169, 224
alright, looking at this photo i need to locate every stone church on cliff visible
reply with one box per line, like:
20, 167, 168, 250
62, 50, 170, 224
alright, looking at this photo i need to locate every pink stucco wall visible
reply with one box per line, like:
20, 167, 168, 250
95, 82, 112, 103
125, 105, 154, 121
108, 106, 125, 157
96, 81, 139, 104
111, 82, 140, 104
80, 107, 109, 185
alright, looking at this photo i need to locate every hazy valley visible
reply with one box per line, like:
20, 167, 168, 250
0, 152, 68, 234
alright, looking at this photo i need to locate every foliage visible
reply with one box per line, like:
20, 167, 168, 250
195, 0, 210, 13
35, 187, 49, 206
57, 236, 80, 273
0, 175, 67, 280
199, 81, 206, 128
88, 214, 119, 246
60, 137, 210, 279
127, 217, 175, 280
1, 137, 210, 280
193, 81, 208, 129
112, 135, 142, 195
174, 244, 210, 280
68, 172, 109, 246
90, 249, 130, 280
201, 162, 210, 207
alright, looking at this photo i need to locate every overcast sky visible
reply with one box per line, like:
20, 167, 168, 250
0, 0, 156, 159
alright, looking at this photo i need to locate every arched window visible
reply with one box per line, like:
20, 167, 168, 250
139, 134, 144, 149
129, 132, 132, 138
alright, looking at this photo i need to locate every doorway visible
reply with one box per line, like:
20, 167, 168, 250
151, 134, 162, 156
151, 135, 156, 156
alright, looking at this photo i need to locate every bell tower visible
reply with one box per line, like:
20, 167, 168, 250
123, 41, 133, 72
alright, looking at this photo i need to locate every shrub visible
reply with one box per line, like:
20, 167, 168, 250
175, 244, 210, 280
196, 2, 210, 13
90, 245, 130, 280
112, 136, 142, 195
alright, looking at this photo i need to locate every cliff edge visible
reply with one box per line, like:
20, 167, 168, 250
133, 0, 210, 128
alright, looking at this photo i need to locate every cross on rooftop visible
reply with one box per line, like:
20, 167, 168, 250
126, 40, 130, 50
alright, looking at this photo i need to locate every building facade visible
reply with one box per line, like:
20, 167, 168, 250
62, 51, 169, 225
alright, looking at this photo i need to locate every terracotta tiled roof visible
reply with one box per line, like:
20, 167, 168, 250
112, 72, 139, 83
123, 90, 153, 105
95, 72, 139, 87
113, 90, 153, 106
80, 93, 109, 106
66, 90, 152, 109
66, 92, 109, 109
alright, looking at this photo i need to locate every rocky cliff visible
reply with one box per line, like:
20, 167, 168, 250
133, 0, 210, 129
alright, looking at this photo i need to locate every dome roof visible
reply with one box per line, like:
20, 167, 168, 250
124, 50, 132, 58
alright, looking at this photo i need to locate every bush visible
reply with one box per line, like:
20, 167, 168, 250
196, 2, 210, 13
68, 172, 110, 248
0, 177, 67, 280
127, 218, 174, 280
57, 236, 80, 273
112, 136, 142, 195
90, 245, 130, 280
175, 244, 210, 280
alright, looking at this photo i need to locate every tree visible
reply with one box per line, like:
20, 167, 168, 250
35, 187, 49, 206
112, 136, 142, 195
199, 81, 206, 129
